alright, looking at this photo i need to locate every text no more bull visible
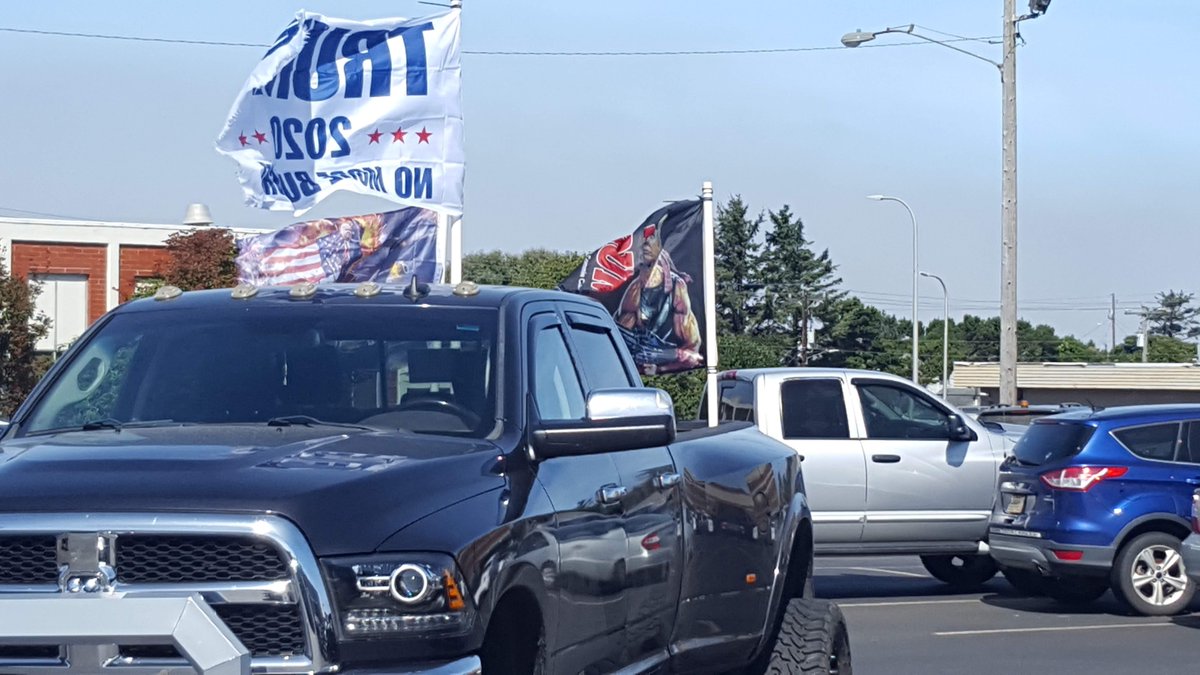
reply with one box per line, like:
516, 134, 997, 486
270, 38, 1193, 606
260, 164, 433, 204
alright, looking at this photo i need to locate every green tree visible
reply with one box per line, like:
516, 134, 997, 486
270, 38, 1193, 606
1116, 334, 1197, 363
757, 206, 843, 365
0, 259, 52, 416
815, 296, 908, 375
463, 249, 585, 290
1144, 290, 1200, 339
715, 196, 762, 334
1056, 336, 1103, 362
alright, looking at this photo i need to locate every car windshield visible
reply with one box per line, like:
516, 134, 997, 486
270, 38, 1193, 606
22, 305, 499, 439
1011, 421, 1096, 466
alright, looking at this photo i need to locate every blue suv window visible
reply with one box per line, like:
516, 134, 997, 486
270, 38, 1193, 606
1114, 423, 1183, 462
1013, 422, 1095, 466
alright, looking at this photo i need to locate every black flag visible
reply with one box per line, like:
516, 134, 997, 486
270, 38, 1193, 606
559, 200, 706, 375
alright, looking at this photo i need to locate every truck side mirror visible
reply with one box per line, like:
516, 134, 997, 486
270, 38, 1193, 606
948, 413, 977, 442
531, 388, 676, 459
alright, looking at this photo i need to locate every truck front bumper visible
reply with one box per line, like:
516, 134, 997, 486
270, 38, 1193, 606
0, 594, 483, 675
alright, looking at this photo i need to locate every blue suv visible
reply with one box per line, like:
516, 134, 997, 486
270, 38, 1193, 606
989, 405, 1200, 615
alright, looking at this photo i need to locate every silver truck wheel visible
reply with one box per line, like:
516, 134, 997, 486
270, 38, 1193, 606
920, 554, 997, 590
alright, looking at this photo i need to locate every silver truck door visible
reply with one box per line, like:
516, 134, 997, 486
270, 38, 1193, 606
772, 377, 865, 544
852, 379, 995, 544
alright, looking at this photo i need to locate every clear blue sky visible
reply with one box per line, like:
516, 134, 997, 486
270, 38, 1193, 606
1, 1, 1196, 344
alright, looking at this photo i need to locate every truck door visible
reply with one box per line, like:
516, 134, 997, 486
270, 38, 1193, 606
774, 377, 866, 545
563, 310, 682, 672
527, 312, 628, 674
851, 378, 996, 544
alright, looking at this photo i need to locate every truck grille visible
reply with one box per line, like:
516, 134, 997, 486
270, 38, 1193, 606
116, 535, 290, 583
0, 521, 324, 673
0, 535, 58, 584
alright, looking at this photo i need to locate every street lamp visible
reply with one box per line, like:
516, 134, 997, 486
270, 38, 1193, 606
843, 2, 1049, 405
868, 194, 919, 384
921, 271, 950, 391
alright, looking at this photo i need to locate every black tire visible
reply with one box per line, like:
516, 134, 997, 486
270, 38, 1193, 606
920, 554, 998, 590
1001, 567, 1048, 596
762, 598, 851, 675
1043, 576, 1108, 605
1110, 531, 1195, 616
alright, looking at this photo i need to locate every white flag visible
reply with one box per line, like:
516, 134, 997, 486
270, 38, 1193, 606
216, 10, 463, 216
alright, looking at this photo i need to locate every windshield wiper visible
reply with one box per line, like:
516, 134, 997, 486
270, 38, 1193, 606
266, 415, 374, 431
79, 418, 182, 432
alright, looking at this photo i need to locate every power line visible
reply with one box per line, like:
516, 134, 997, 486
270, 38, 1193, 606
0, 25, 1001, 57
0, 205, 105, 222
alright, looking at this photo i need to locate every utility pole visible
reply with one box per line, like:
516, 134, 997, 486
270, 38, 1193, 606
1125, 309, 1149, 363
1110, 293, 1117, 355
998, 0, 1019, 404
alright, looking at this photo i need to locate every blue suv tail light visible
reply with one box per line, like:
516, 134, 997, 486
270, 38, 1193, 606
1040, 465, 1128, 492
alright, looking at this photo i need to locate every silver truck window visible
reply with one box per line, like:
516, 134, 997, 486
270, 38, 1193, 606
780, 379, 850, 440
856, 383, 949, 440
533, 326, 586, 421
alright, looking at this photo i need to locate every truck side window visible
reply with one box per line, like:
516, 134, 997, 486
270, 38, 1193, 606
719, 381, 755, 423
780, 379, 849, 439
857, 383, 949, 440
533, 327, 586, 421
567, 325, 633, 391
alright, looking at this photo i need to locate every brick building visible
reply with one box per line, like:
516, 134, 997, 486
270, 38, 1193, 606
0, 215, 269, 353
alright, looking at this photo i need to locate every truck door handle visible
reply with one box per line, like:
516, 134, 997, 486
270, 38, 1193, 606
655, 472, 682, 488
598, 485, 629, 505
871, 454, 901, 464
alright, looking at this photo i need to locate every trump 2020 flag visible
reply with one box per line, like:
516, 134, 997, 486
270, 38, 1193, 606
236, 207, 443, 286
216, 10, 463, 216
560, 200, 707, 375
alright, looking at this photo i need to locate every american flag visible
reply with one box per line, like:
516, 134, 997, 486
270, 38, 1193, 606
235, 208, 440, 286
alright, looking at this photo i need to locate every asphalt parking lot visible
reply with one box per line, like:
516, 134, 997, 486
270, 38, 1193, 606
815, 555, 1200, 675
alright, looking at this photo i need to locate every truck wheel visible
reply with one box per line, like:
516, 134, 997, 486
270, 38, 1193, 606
920, 554, 997, 590
1110, 532, 1195, 616
1000, 567, 1047, 596
760, 598, 850, 674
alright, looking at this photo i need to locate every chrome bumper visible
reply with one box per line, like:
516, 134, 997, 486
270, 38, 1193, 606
0, 594, 250, 674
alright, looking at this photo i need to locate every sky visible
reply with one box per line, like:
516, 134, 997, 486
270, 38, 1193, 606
0, 1, 1197, 345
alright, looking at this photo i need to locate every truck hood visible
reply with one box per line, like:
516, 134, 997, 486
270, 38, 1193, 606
0, 426, 506, 555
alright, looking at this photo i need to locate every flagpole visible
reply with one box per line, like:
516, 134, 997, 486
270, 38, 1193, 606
449, 0, 463, 283
701, 181, 719, 428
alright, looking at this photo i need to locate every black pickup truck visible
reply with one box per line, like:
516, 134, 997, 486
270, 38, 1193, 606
0, 281, 848, 675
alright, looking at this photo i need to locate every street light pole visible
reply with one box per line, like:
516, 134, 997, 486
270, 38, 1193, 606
869, 195, 919, 384
999, 0, 1019, 404
842, 2, 1052, 404
922, 272, 949, 391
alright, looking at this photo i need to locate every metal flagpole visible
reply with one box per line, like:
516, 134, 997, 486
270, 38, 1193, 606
448, 0, 464, 283
701, 181, 719, 427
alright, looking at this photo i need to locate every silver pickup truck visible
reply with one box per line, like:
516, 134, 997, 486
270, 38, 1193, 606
705, 367, 1013, 589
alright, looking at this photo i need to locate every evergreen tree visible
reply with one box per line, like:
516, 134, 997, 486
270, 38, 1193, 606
0, 258, 51, 415
1144, 290, 1200, 339
714, 196, 762, 335
757, 206, 843, 365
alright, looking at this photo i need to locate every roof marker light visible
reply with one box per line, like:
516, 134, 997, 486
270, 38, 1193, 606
230, 283, 258, 299
289, 282, 318, 299
453, 280, 479, 297
354, 281, 382, 298
153, 285, 182, 301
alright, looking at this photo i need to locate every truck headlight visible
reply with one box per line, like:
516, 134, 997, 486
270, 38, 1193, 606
321, 553, 474, 639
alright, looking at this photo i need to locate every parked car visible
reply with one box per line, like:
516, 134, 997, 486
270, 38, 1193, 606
704, 368, 1012, 589
990, 405, 1200, 615
0, 283, 849, 675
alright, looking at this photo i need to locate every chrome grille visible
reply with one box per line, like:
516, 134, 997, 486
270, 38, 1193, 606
116, 535, 289, 583
0, 514, 334, 674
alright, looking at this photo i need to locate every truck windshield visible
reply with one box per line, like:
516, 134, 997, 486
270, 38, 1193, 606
23, 305, 499, 439
1012, 421, 1095, 466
